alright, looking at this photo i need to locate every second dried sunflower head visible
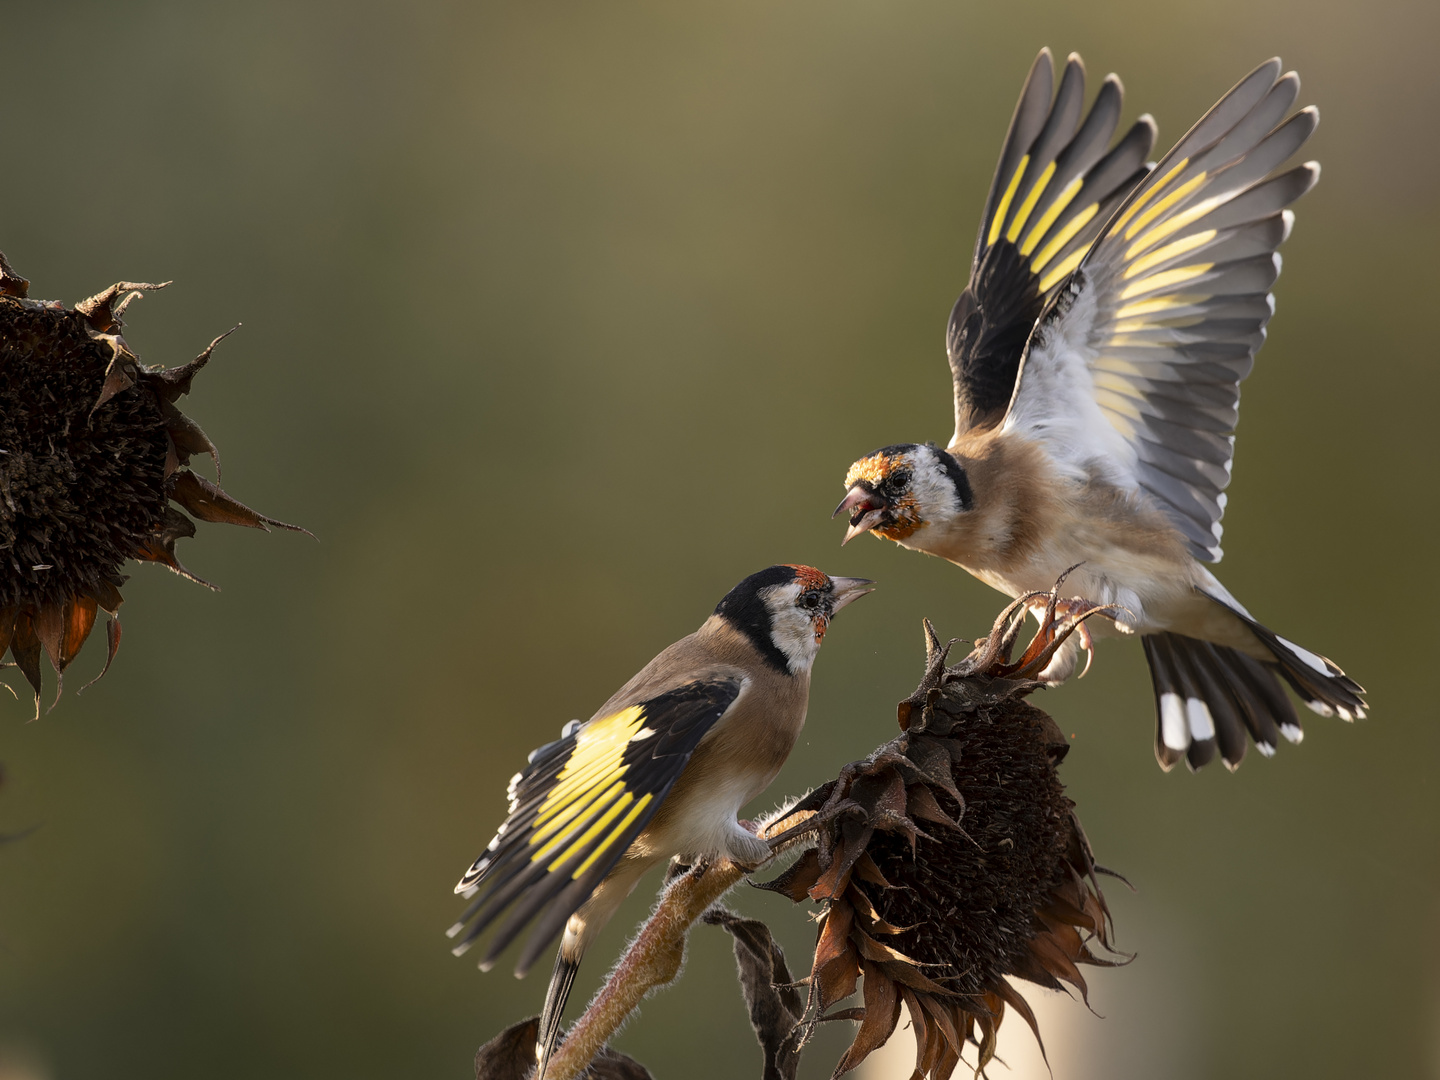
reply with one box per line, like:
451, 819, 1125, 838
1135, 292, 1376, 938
0, 254, 305, 715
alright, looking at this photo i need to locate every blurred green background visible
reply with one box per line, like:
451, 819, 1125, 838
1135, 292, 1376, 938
1, 2, 1436, 1078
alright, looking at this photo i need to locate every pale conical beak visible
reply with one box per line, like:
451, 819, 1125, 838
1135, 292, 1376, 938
828, 576, 876, 612
833, 485, 888, 546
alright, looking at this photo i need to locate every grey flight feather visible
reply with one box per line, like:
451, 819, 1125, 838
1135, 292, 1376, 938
1003, 58, 1321, 561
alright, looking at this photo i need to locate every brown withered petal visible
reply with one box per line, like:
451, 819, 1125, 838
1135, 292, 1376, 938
0, 254, 307, 715
758, 586, 1129, 1079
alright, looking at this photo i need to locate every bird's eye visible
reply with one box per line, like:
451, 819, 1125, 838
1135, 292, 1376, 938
889, 469, 912, 489
800, 592, 823, 611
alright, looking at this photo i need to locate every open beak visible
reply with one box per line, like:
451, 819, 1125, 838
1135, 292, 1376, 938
828, 576, 876, 612
833, 485, 889, 546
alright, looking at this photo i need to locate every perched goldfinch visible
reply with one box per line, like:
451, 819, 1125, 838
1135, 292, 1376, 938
450, 565, 872, 1077
834, 49, 1364, 771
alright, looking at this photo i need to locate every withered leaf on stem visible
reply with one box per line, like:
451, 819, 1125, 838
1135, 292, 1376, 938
0, 255, 308, 716
475, 1017, 653, 1080
703, 907, 805, 1080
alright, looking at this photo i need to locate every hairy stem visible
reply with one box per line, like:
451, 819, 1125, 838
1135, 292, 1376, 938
545, 859, 747, 1080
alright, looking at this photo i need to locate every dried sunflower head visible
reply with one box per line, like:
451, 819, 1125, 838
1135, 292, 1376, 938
760, 588, 1127, 1079
0, 253, 304, 715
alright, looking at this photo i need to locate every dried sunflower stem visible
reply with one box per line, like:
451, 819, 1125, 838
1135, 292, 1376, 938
545, 858, 748, 1080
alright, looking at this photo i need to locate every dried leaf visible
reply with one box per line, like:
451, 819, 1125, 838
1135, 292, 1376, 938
703, 908, 804, 1080
474, 1017, 653, 1080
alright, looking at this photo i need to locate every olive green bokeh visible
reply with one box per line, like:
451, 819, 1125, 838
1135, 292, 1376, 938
0, 2, 1436, 1078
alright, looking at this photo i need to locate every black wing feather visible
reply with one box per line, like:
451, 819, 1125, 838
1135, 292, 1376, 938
449, 677, 742, 973
947, 50, 1157, 437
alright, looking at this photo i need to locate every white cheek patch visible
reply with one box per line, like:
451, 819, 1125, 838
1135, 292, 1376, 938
762, 583, 823, 674
910, 449, 964, 523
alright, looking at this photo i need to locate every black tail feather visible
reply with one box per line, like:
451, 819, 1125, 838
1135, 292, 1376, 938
1224, 648, 1292, 751
1143, 604, 1365, 772
1188, 641, 1248, 767
536, 949, 581, 1080
1144, 633, 1299, 772
1208, 594, 1367, 721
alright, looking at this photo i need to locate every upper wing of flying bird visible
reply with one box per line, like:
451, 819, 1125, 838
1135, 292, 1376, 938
1001, 59, 1318, 562
947, 48, 1156, 440
449, 677, 743, 975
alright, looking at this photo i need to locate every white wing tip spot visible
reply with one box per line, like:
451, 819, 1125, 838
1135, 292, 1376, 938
1281, 722, 1304, 744
446, 922, 466, 939
562, 719, 582, 738
1306, 699, 1335, 718
1256, 741, 1276, 758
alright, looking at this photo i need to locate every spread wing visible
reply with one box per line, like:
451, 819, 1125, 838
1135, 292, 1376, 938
1001, 59, 1318, 562
448, 677, 743, 970
947, 48, 1155, 440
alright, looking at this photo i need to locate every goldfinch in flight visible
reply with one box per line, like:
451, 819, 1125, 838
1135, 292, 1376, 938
834, 50, 1364, 772
449, 565, 872, 1077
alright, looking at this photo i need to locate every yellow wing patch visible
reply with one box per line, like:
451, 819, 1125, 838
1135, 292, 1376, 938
987, 155, 1030, 247
1005, 160, 1056, 243
1110, 156, 1190, 236
525, 705, 658, 880
533, 706, 644, 825
1019, 176, 1084, 256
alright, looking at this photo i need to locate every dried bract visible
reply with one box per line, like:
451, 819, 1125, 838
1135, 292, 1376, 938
760, 588, 1127, 1078
0, 254, 304, 715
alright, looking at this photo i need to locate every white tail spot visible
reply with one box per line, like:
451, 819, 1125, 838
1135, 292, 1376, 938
1186, 697, 1216, 741
1160, 693, 1189, 751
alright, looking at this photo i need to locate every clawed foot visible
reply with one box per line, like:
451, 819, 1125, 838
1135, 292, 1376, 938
905, 566, 1123, 695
